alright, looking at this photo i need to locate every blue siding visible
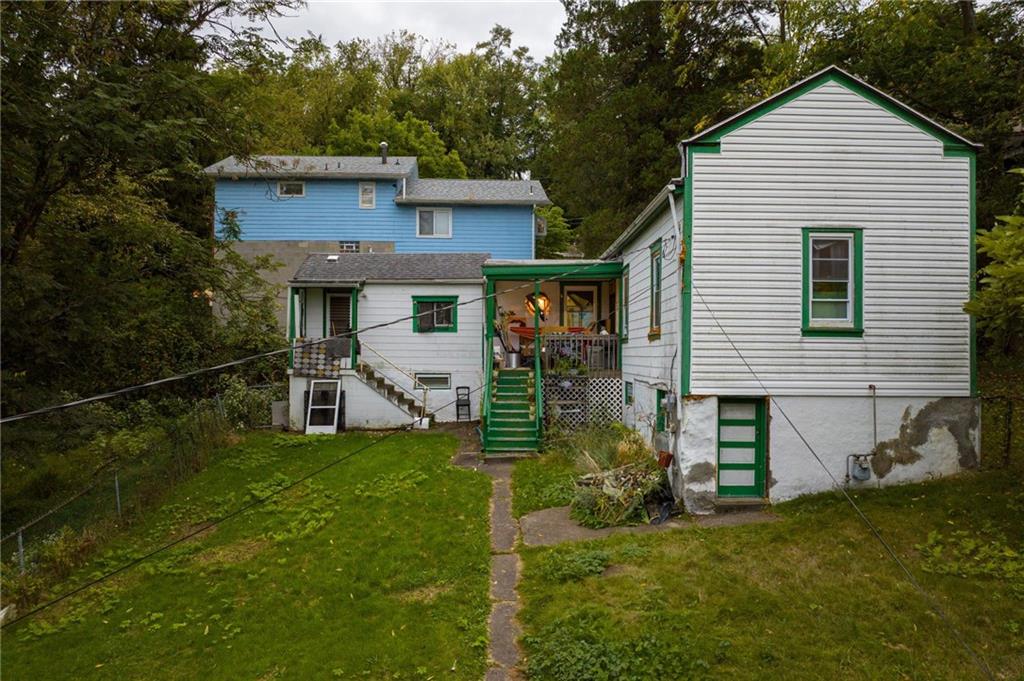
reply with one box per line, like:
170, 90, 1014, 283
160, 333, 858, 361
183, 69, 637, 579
214, 179, 534, 259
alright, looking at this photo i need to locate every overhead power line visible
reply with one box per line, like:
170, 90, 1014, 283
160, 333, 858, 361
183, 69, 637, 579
0, 247, 655, 425
2, 384, 483, 628
691, 284, 995, 681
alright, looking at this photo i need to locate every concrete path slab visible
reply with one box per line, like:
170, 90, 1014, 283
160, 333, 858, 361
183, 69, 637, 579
453, 445, 523, 680
520, 506, 687, 547
693, 510, 778, 529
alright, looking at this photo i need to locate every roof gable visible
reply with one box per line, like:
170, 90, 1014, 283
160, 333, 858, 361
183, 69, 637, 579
680, 65, 978, 154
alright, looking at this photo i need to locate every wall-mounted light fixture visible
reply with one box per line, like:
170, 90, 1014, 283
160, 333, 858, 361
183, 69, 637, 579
525, 292, 551, 321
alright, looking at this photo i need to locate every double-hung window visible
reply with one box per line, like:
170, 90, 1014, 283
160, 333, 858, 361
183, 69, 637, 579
648, 240, 663, 339
802, 228, 863, 336
413, 296, 458, 333
358, 182, 376, 209
417, 208, 452, 238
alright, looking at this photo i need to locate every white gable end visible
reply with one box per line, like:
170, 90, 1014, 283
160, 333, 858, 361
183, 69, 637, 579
689, 79, 972, 397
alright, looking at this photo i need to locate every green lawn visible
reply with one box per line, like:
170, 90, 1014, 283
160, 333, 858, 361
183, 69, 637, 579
510, 451, 577, 519
517, 468, 1024, 680
4, 431, 492, 680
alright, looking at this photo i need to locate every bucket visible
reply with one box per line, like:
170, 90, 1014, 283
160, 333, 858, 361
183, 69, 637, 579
506, 351, 522, 369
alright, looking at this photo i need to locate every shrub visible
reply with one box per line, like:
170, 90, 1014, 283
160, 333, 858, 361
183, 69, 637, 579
218, 376, 278, 429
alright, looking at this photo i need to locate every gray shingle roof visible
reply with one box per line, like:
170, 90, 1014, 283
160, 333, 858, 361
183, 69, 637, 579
203, 155, 418, 179
290, 252, 490, 284
397, 178, 550, 205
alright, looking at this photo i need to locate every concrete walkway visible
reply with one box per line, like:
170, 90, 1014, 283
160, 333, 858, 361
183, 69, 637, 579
453, 446, 524, 681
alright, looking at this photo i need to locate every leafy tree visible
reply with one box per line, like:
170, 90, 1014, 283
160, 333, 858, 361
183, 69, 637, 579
326, 110, 467, 178
966, 169, 1024, 354
535, 206, 575, 259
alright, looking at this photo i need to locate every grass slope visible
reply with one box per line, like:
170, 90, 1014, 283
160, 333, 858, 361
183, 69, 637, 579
4, 431, 492, 680
517, 469, 1024, 680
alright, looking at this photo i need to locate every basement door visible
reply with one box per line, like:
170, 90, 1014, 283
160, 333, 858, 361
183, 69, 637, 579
717, 399, 767, 498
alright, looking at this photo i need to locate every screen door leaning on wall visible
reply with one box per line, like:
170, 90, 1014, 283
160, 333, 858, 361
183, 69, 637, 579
305, 379, 342, 434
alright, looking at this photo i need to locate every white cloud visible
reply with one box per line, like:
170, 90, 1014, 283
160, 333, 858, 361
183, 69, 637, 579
261, 0, 566, 59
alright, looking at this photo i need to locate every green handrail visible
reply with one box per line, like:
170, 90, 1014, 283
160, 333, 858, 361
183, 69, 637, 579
533, 280, 542, 439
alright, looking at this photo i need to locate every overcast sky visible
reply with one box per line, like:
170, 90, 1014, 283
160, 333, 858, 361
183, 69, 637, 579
261, 1, 567, 60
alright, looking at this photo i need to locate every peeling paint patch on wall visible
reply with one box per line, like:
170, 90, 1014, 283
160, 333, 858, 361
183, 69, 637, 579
871, 398, 980, 478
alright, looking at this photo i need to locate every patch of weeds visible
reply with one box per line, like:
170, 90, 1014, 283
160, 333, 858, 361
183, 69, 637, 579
354, 470, 428, 500
614, 543, 650, 562
246, 478, 339, 543
917, 524, 1024, 597
270, 434, 326, 449
223, 446, 276, 470
524, 609, 709, 681
536, 548, 611, 583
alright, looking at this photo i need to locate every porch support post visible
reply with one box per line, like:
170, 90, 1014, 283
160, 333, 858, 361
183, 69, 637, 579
287, 285, 295, 370
533, 280, 542, 437
350, 287, 360, 367
483, 278, 496, 432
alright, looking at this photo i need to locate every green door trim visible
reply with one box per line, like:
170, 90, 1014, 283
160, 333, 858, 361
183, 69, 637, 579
717, 398, 767, 498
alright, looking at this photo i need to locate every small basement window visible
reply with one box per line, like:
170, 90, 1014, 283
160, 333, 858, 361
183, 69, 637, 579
415, 373, 451, 390
802, 228, 863, 336
417, 208, 452, 238
624, 381, 634, 405
413, 296, 458, 333
277, 181, 305, 197
359, 182, 375, 209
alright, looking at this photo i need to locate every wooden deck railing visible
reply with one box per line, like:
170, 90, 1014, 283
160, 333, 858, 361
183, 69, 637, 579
541, 333, 619, 376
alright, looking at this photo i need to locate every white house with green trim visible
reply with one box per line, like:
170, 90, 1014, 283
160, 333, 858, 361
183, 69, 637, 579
285, 252, 489, 430
605, 65, 980, 512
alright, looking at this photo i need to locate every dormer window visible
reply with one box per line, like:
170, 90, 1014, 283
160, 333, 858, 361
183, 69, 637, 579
277, 181, 305, 198
359, 182, 375, 209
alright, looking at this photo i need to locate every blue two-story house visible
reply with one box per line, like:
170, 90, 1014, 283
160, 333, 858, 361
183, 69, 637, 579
204, 151, 548, 326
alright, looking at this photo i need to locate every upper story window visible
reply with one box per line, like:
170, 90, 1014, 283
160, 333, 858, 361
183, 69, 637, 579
417, 208, 452, 238
359, 182, 375, 209
413, 296, 458, 333
648, 239, 662, 340
802, 228, 863, 337
621, 266, 630, 342
277, 181, 305, 198
338, 241, 359, 253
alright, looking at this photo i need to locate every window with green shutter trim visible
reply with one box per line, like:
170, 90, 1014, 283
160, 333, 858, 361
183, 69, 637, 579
801, 227, 863, 337
412, 296, 458, 333
649, 240, 662, 339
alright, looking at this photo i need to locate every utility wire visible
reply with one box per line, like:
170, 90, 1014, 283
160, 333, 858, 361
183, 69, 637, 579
0, 246, 657, 425
2, 385, 484, 628
691, 284, 995, 681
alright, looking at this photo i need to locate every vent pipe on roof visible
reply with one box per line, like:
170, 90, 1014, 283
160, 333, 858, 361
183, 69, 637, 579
379, 141, 388, 165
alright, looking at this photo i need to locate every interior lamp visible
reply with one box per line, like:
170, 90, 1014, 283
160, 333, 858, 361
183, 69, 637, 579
525, 292, 551, 321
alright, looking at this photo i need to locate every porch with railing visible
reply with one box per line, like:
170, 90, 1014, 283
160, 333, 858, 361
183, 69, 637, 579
540, 333, 619, 378
291, 336, 353, 378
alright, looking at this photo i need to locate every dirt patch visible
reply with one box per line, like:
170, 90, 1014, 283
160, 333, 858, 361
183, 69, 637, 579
396, 583, 452, 603
194, 538, 266, 566
871, 398, 979, 477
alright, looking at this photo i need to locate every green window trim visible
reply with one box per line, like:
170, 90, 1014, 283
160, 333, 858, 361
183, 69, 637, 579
624, 381, 634, 405
620, 265, 630, 342
801, 227, 863, 338
649, 240, 663, 339
412, 295, 458, 333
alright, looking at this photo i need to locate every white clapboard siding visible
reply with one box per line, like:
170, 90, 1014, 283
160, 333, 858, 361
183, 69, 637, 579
355, 282, 484, 419
621, 206, 680, 394
690, 80, 971, 397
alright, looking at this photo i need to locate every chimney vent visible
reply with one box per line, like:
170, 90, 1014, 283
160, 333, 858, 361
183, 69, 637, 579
379, 141, 388, 165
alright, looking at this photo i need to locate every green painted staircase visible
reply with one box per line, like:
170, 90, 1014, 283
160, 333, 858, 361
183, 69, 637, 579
484, 368, 539, 454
